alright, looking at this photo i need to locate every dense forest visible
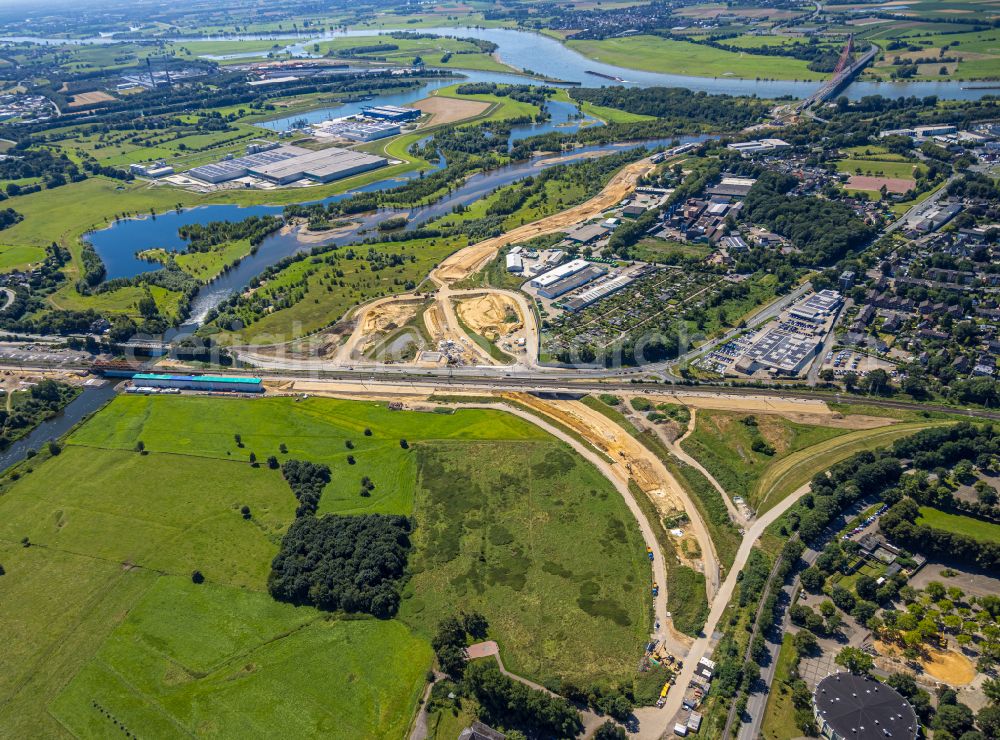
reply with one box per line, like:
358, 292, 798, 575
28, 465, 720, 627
569, 86, 770, 129
178, 215, 283, 253
743, 171, 877, 265
268, 513, 413, 618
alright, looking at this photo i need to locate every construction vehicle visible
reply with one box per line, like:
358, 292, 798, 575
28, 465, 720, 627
646, 546, 654, 561
652, 582, 659, 597
655, 682, 670, 708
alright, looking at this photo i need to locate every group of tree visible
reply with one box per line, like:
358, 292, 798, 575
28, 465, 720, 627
463, 661, 584, 739
431, 612, 489, 679
267, 513, 412, 618
742, 170, 877, 265
569, 86, 769, 129
0, 207, 23, 231
178, 215, 283, 253
880, 497, 1000, 571
0, 379, 78, 450
280, 459, 331, 517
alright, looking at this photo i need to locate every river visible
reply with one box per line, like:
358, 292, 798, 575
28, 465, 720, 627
29, 24, 993, 335
0, 384, 117, 473
1, 26, 991, 100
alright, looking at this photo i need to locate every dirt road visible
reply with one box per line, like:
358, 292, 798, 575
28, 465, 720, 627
632, 480, 815, 739
430, 156, 655, 286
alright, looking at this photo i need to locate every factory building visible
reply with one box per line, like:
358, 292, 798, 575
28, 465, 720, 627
562, 273, 634, 312
727, 138, 790, 156
506, 253, 524, 273
813, 673, 917, 740
530, 258, 591, 290
130, 160, 174, 178
360, 105, 420, 122
249, 148, 388, 185
187, 145, 386, 186
130, 374, 264, 393
537, 265, 608, 300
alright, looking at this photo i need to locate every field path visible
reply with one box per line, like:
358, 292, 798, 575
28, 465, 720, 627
639, 405, 745, 527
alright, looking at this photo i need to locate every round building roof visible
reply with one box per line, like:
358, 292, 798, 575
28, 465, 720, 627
814, 672, 918, 740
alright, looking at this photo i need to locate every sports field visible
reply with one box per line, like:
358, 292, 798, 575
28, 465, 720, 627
0, 394, 652, 735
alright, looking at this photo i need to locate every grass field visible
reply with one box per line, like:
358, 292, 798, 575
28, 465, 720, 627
50, 578, 432, 739
835, 158, 923, 180
68, 395, 548, 515
760, 634, 800, 740
632, 236, 712, 264
1, 394, 656, 734
680, 410, 849, 508
0, 243, 46, 272
917, 505, 1000, 544
566, 35, 826, 80
754, 421, 949, 514
400, 440, 651, 686
140, 238, 256, 281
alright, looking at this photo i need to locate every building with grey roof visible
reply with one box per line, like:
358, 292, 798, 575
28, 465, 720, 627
813, 673, 918, 740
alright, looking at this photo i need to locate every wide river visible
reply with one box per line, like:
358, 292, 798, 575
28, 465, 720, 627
38, 25, 991, 334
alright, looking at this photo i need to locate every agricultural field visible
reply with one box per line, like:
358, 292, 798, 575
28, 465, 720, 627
916, 505, 1000, 544
865, 26, 1000, 81
0, 394, 656, 736
566, 35, 827, 80
400, 440, 651, 686
311, 34, 515, 74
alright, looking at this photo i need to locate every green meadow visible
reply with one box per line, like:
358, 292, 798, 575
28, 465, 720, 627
0, 395, 653, 736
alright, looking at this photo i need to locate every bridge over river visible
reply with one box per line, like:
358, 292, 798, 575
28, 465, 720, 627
798, 36, 880, 111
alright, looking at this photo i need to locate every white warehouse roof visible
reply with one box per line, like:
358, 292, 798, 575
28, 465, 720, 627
530, 259, 590, 289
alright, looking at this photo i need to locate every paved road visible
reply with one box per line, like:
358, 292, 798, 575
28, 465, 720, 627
635, 481, 815, 737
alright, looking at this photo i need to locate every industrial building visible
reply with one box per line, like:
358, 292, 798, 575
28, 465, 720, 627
813, 673, 917, 740
313, 117, 401, 142
735, 328, 822, 376
537, 265, 607, 300
360, 105, 420, 122
788, 289, 844, 323
565, 223, 608, 245
530, 259, 591, 290
506, 253, 524, 273
187, 145, 387, 186
562, 274, 634, 312
131, 373, 264, 393
727, 138, 790, 156
130, 160, 174, 178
